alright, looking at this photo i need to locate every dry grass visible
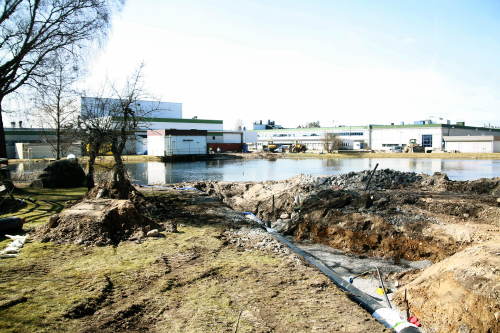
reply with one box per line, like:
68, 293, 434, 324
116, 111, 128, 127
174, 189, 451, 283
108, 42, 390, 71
0, 187, 385, 333
284, 151, 500, 159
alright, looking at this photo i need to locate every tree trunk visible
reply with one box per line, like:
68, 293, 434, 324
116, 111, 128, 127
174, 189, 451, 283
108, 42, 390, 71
112, 142, 129, 199
0, 101, 8, 158
56, 127, 61, 160
86, 148, 97, 191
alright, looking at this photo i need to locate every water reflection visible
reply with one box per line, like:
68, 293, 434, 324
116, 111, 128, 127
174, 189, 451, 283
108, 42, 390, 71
7, 158, 500, 185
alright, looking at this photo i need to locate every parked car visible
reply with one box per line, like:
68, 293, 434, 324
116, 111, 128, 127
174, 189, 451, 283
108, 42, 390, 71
391, 146, 403, 153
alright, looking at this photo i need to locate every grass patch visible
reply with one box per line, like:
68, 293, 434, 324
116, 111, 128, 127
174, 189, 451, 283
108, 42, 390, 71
284, 152, 500, 159
0, 187, 87, 239
0, 187, 385, 332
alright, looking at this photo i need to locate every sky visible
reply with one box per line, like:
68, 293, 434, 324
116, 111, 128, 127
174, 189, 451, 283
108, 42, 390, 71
82, 0, 500, 130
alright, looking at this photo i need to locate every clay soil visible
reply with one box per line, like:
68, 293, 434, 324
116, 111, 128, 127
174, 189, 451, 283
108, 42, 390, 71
184, 172, 500, 332
1, 186, 388, 333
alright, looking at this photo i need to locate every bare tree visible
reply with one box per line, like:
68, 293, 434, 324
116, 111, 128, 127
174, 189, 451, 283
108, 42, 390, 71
234, 119, 244, 131
80, 63, 162, 197
297, 121, 320, 128
321, 132, 343, 152
78, 96, 113, 190
0, 0, 124, 158
32, 55, 81, 160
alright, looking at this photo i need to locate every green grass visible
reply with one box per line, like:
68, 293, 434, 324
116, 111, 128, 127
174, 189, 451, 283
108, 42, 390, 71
0, 187, 87, 236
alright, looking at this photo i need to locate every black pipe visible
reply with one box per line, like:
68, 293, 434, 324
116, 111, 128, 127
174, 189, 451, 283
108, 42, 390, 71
365, 163, 379, 191
375, 266, 391, 309
241, 212, 421, 332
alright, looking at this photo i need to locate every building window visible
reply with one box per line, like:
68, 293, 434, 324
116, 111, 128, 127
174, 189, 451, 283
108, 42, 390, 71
422, 135, 432, 147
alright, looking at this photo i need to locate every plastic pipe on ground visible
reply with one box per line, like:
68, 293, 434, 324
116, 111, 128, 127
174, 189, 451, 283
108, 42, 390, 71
135, 184, 202, 192
241, 212, 420, 333
0, 198, 24, 212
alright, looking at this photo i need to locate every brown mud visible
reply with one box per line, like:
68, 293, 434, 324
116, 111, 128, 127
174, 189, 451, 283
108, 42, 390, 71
182, 171, 500, 332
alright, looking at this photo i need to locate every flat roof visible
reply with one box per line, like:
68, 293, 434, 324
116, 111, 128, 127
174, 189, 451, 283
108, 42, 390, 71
443, 136, 500, 142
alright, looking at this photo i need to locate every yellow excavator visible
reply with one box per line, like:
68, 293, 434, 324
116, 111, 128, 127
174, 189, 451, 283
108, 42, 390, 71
404, 139, 425, 153
263, 140, 307, 153
289, 141, 307, 153
263, 141, 279, 152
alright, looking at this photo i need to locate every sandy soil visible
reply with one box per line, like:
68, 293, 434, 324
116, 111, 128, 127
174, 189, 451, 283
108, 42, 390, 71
182, 171, 500, 332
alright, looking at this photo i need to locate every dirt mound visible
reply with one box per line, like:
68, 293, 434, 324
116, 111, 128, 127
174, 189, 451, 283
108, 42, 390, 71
80, 181, 147, 206
295, 190, 457, 262
447, 177, 500, 195
392, 241, 500, 332
32, 199, 164, 247
29, 159, 86, 188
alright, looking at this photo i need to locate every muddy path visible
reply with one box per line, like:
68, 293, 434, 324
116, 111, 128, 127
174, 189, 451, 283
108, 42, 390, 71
1, 186, 389, 333
182, 170, 500, 332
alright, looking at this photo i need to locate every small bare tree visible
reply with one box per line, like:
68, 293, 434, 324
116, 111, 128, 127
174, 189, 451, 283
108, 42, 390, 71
234, 119, 244, 131
321, 132, 343, 153
0, 0, 124, 158
32, 56, 81, 160
80, 62, 162, 197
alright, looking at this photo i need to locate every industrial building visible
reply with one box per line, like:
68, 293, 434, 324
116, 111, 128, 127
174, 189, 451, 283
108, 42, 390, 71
4, 98, 249, 158
5, 109, 500, 158
247, 119, 500, 152
444, 136, 500, 153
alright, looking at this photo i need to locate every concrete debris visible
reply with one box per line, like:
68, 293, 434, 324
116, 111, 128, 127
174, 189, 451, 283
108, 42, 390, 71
147, 229, 159, 237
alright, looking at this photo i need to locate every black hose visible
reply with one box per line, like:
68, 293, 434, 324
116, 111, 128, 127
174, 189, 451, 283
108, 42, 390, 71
349, 267, 391, 308
375, 267, 391, 309
365, 163, 379, 191
0, 198, 25, 212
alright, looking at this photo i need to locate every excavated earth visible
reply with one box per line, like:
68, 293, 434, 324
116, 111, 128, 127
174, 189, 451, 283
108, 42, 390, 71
31, 181, 167, 246
12, 181, 388, 332
180, 170, 500, 333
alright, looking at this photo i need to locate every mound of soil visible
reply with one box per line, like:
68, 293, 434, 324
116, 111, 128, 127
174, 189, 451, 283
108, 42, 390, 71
30, 159, 86, 188
32, 199, 164, 247
392, 242, 500, 332
180, 169, 500, 332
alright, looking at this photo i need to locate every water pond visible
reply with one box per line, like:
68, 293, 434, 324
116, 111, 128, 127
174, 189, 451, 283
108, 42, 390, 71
8, 157, 500, 184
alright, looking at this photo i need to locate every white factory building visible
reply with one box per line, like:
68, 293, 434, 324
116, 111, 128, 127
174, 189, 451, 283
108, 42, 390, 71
246, 119, 500, 153
5, 97, 247, 158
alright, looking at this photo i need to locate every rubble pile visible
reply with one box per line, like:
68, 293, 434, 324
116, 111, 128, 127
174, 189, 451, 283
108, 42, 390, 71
297, 169, 424, 191
224, 226, 300, 259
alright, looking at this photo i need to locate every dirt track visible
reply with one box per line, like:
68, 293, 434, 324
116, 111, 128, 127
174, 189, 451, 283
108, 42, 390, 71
1, 185, 389, 333
4, 170, 500, 332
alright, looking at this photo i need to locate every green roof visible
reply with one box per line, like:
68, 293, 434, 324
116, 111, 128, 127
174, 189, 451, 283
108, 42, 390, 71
4, 130, 53, 135
246, 126, 368, 132
114, 117, 223, 124
371, 124, 500, 132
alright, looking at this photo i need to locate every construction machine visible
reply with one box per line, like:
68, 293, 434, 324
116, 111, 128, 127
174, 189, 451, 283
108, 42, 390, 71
289, 141, 307, 153
404, 139, 425, 153
263, 141, 279, 153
